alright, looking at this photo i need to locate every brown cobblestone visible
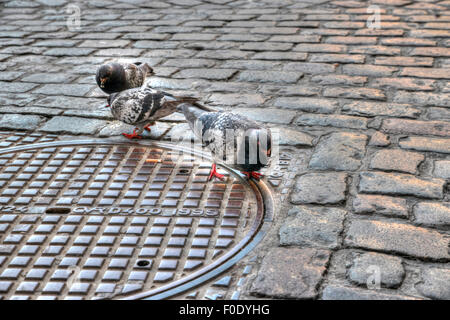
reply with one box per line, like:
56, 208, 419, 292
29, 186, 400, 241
310, 54, 365, 63
326, 36, 377, 45
349, 45, 401, 56
353, 194, 408, 218
294, 43, 347, 53
394, 91, 450, 107
382, 119, 450, 137
369, 131, 390, 146
410, 30, 450, 38
343, 64, 398, 76
413, 202, 450, 228
324, 87, 386, 100
375, 56, 434, 67
399, 136, 450, 154
400, 67, 450, 79
381, 38, 437, 46
342, 101, 421, 118
250, 248, 330, 299
1, 0, 449, 301
371, 77, 435, 91
369, 149, 425, 174
410, 47, 450, 57
359, 171, 445, 199
345, 220, 449, 260
311, 74, 367, 86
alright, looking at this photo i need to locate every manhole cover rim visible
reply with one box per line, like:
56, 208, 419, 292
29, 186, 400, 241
0, 139, 274, 300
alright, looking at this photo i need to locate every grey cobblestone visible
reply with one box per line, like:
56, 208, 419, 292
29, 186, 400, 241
296, 114, 368, 129
345, 220, 449, 261
413, 202, 450, 228
280, 206, 346, 249
291, 172, 348, 205
0, 0, 448, 301
274, 97, 338, 114
348, 253, 405, 288
369, 149, 424, 174
359, 171, 445, 199
309, 132, 367, 171
0, 114, 44, 131
352, 194, 408, 218
322, 285, 416, 300
416, 268, 450, 300
38, 116, 108, 135
399, 137, 450, 154
250, 248, 330, 299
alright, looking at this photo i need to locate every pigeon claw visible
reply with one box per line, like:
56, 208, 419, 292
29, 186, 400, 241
144, 124, 152, 132
241, 171, 263, 180
208, 164, 225, 181
122, 129, 143, 140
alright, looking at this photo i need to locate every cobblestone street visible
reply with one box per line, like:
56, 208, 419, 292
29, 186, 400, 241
0, 0, 449, 300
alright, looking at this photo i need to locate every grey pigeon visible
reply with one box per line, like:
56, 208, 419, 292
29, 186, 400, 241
96, 62, 153, 95
177, 104, 272, 180
108, 87, 210, 139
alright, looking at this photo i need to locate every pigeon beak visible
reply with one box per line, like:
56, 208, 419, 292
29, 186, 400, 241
100, 78, 107, 88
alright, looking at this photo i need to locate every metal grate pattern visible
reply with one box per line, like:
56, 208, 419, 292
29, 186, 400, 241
0, 141, 264, 300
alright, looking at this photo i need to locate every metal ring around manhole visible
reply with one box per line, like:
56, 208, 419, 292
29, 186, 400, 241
0, 139, 274, 300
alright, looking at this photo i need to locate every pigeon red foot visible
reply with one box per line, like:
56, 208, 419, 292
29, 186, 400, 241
144, 123, 152, 132
208, 163, 224, 181
122, 128, 143, 139
241, 171, 263, 180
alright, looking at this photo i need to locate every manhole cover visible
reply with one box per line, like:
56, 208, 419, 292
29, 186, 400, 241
0, 140, 273, 300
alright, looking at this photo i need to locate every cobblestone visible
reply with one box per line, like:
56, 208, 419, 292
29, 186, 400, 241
309, 132, 367, 171
38, 116, 108, 135
359, 171, 445, 199
250, 248, 330, 299
416, 268, 450, 300
291, 172, 348, 205
345, 220, 449, 260
274, 97, 338, 114
0, 0, 448, 301
369, 149, 424, 174
413, 202, 450, 228
368, 131, 390, 147
382, 119, 450, 137
276, 127, 314, 147
0, 114, 44, 131
296, 114, 368, 129
279, 206, 346, 249
348, 252, 405, 288
433, 161, 450, 179
352, 194, 408, 218
399, 136, 450, 154
322, 285, 415, 300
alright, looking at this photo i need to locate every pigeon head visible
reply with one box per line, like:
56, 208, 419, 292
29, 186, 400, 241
96, 62, 126, 94
237, 128, 272, 171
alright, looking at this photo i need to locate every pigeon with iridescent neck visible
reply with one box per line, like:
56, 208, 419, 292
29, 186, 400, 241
177, 104, 272, 180
96, 62, 153, 95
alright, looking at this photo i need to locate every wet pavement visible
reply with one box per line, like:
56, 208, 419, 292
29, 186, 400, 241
0, 0, 449, 300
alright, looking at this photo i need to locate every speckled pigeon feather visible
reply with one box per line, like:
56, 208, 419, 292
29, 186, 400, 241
178, 104, 272, 172
108, 87, 202, 129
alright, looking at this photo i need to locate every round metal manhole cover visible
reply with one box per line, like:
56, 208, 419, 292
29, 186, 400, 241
0, 140, 273, 300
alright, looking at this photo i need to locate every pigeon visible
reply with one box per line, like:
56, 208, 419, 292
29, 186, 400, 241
108, 87, 212, 139
177, 104, 272, 180
96, 62, 153, 95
